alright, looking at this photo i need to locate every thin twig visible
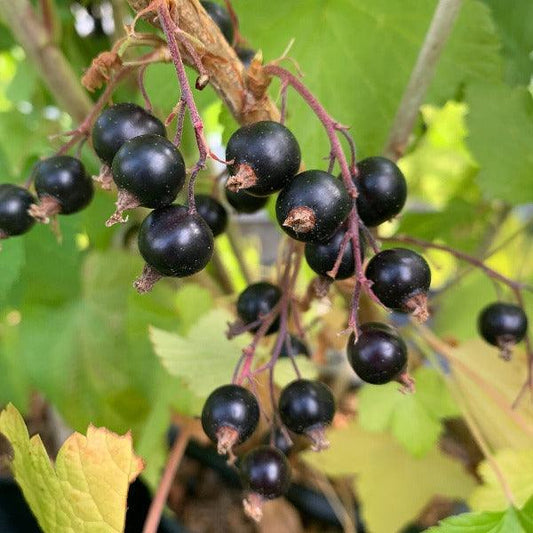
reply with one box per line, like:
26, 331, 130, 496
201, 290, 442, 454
383, 0, 464, 160
142, 422, 192, 533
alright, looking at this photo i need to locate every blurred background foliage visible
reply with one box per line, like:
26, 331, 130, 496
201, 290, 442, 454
0, 0, 532, 531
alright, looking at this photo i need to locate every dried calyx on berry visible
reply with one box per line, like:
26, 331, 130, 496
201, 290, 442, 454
201, 384, 260, 461
240, 446, 291, 522
236, 282, 282, 335
134, 205, 214, 293
0, 184, 36, 240
107, 134, 186, 226
278, 379, 335, 451
478, 302, 528, 360
347, 322, 413, 391
365, 247, 431, 322
226, 121, 301, 196
29, 156, 94, 223
276, 170, 352, 243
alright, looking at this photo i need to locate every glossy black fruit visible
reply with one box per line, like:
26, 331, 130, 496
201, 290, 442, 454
112, 134, 186, 209
263, 427, 294, 456
138, 205, 214, 277
0, 184, 36, 237
225, 184, 268, 214
354, 156, 407, 227
276, 170, 351, 243
278, 380, 335, 450
305, 226, 364, 280
33, 156, 94, 214
240, 446, 291, 500
201, 384, 260, 451
226, 121, 301, 196
347, 322, 408, 384
195, 194, 228, 237
280, 334, 310, 358
92, 103, 166, 165
236, 46, 256, 68
478, 303, 528, 348
237, 282, 281, 335
201, 1, 234, 44
365, 248, 431, 315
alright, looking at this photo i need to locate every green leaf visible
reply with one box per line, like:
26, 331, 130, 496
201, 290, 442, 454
150, 308, 244, 400
304, 420, 476, 533
358, 366, 459, 456
234, 0, 501, 163
174, 283, 214, 334
274, 355, 317, 388
481, 0, 533, 85
0, 404, 144, 533
466, 83, 533, 205
427, 497, 533, 532
0, 237, 24, 300
470, 448, 533, 512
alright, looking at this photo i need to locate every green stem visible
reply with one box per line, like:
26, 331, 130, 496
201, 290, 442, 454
0, 0, 93, 123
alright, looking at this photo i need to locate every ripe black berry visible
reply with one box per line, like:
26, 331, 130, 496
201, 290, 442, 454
201, 384, 260, 458
280, 334, 310, 358
365, 248, 431, 321
92, 103, 166, 165
278, 379, 335, 451
201, 1, 234, 44
0, 184, 36, 239
347, 322, 409, 386
225, 184, 268, 214
195, 194, 228, 237
31, 156, 94, 221
478, 302, 528, 360
304, 226, 364, 280
276, 170, 351, 243
354, 156, 407, 227
226, 121, 301, 197
240, 446, 291, 521
237, 282, 281, 335
135, 205, 214, 293
108, 134, 186, 225
263, 427, 294, 456
236, 46, 256, 68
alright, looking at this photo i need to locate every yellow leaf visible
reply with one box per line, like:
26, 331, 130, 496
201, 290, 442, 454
0, 403, 144, 533
470, 448, 533, 512
304, 421, 476, 533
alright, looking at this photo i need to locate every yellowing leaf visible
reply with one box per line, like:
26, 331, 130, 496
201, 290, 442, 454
304, 420, 475, 533
470, 448, 533, 512
0, 403, 143, 533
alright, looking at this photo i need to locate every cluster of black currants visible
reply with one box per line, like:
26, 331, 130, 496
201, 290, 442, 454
0, 156, 94, 243
201, 379, 335, 521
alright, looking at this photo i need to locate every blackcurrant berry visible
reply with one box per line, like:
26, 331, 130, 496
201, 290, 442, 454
225, 183, 268, 214
262, 427, 294, 456
347, 322, 409, 386
237, 282, 281, 335
201, 384, 260, 457
226, 121, 301, 197
365, 248, 431, 321
478, 302, 528, 360
31, 156, 94, 221
135, 204, 214, 293
108, 134, 186, 225
354, 156, 407, 227
276, 170, 351, 243
92, 103, 166, 165
240, 446, 291, 521
0, 184, 36, 239
201, 1, 234, 44
280, 334, 310, 358
236, 46, 256, 68
278, 379, 335, 451
304, 226, 364, 280
195, 194, 228, 237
